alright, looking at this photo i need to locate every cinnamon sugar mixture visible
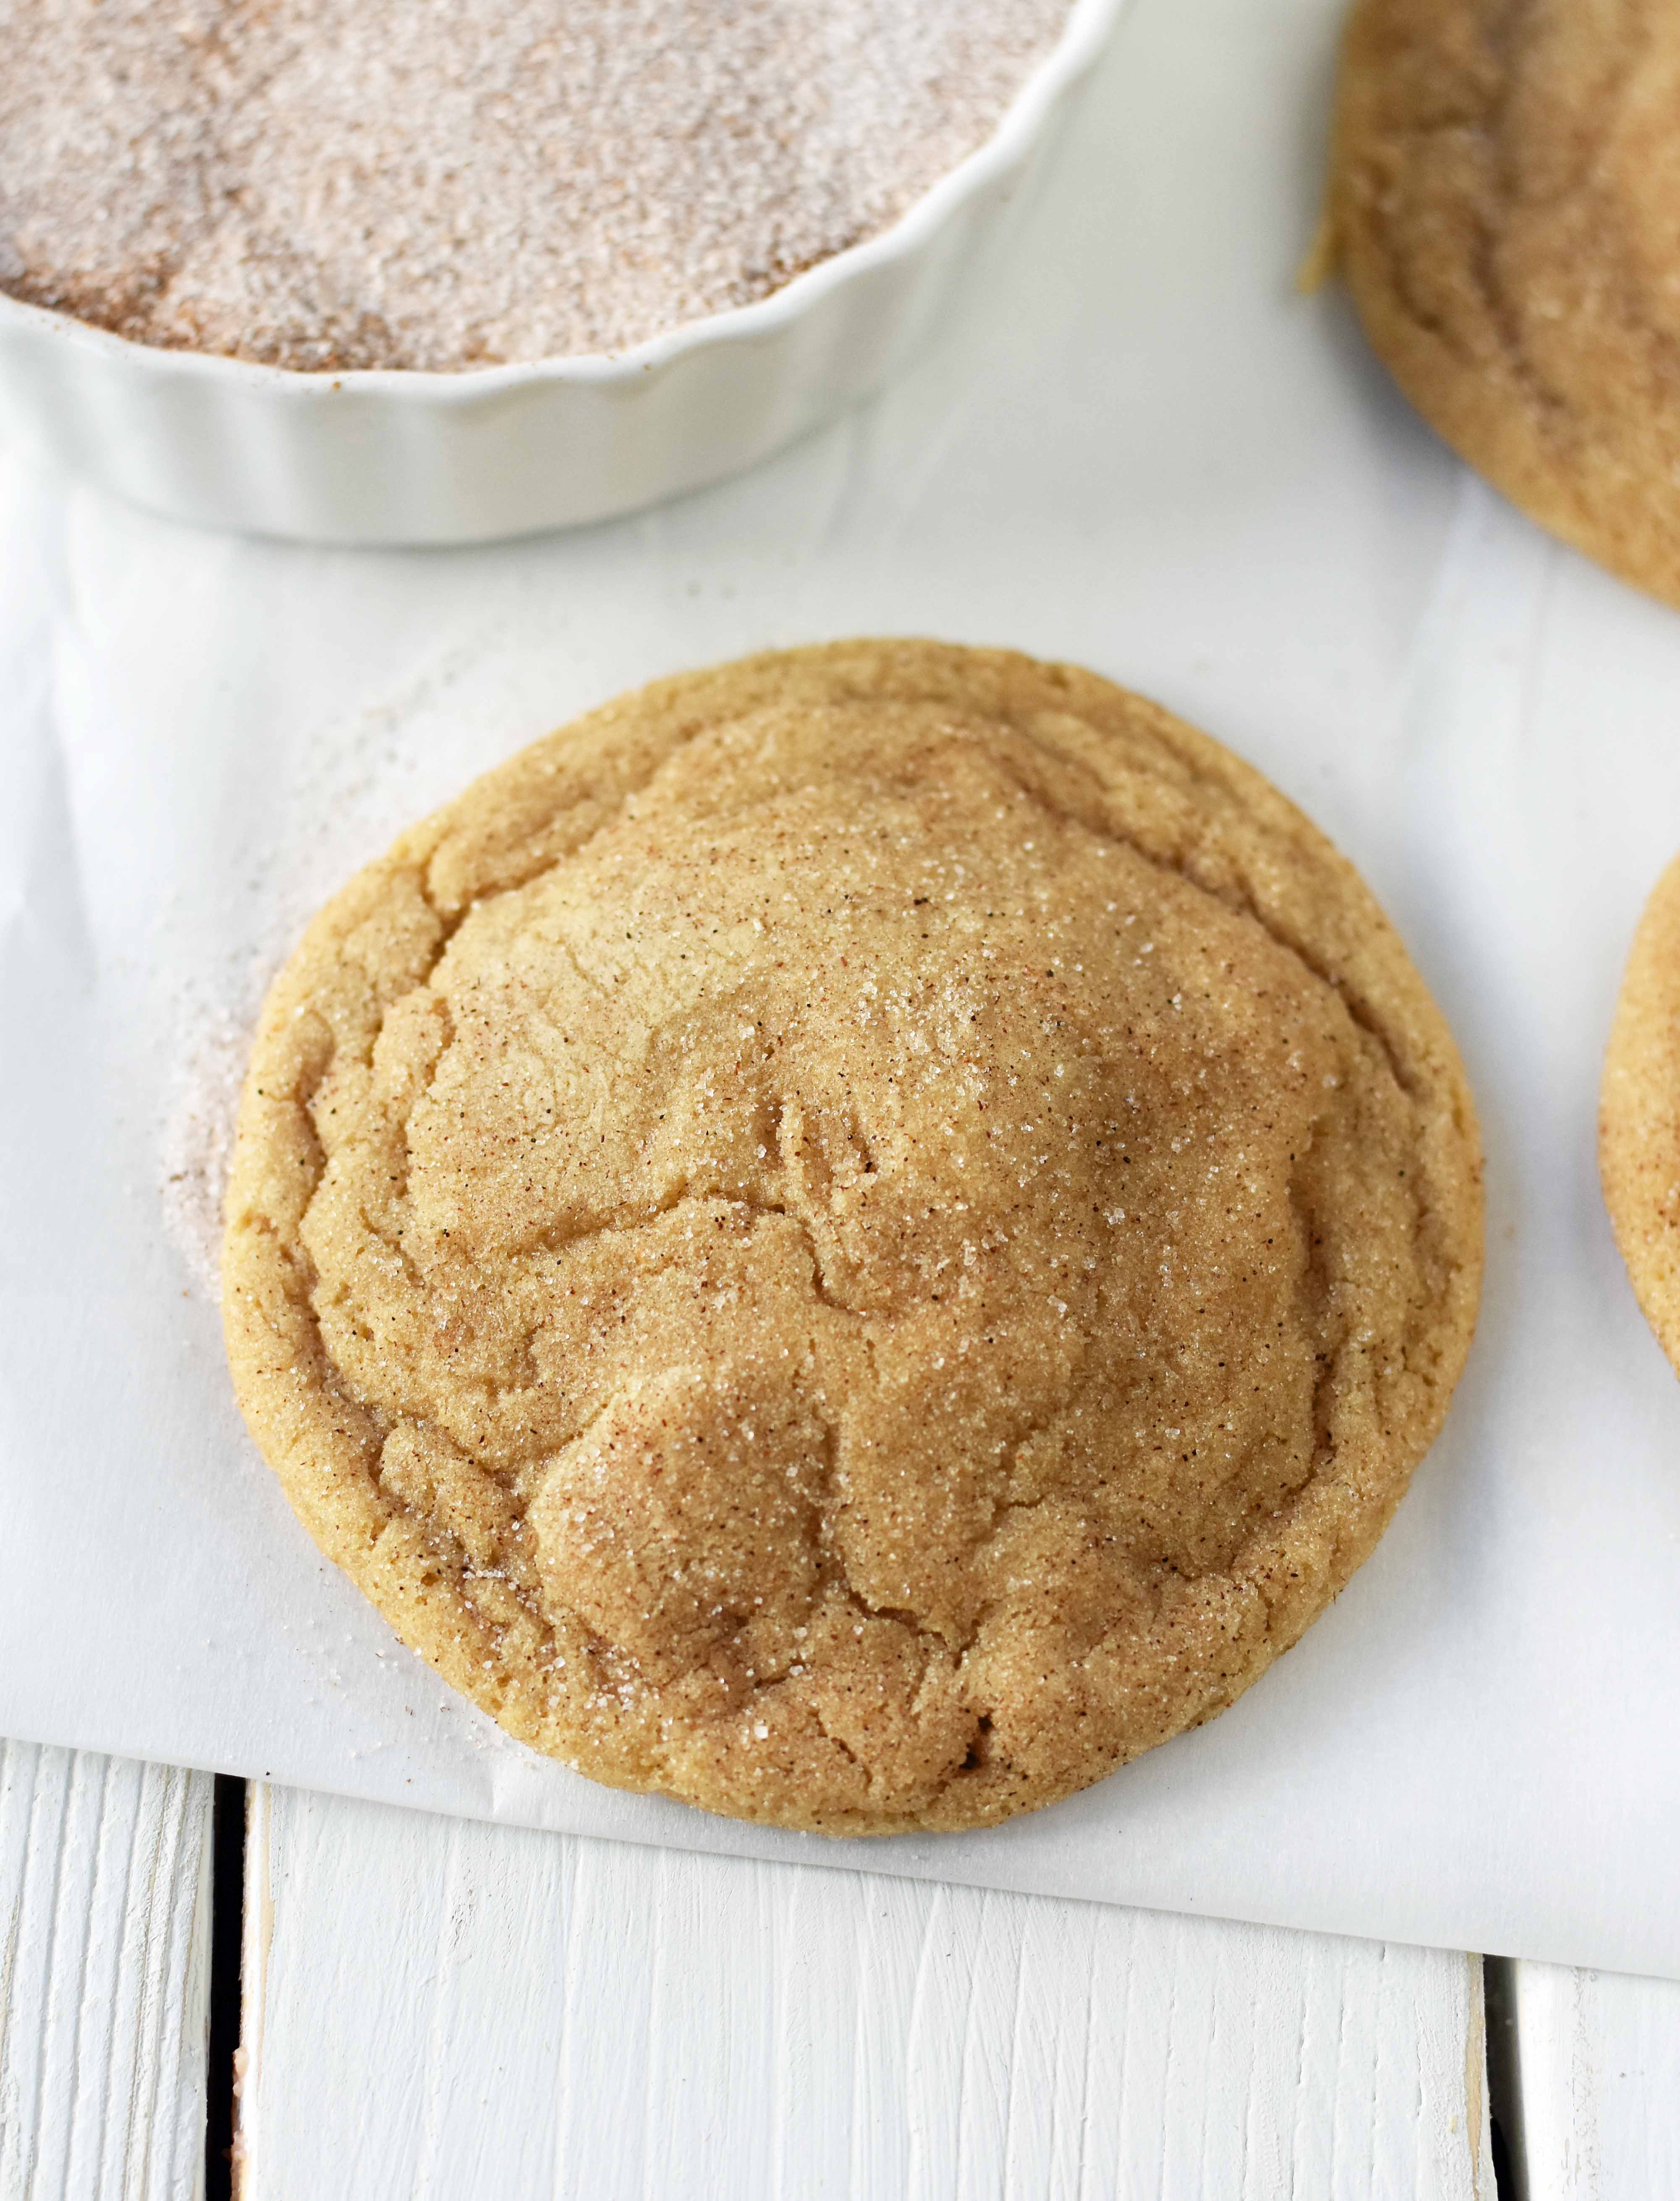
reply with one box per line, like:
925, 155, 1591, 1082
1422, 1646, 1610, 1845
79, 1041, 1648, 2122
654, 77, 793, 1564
0, 0, 1068, 371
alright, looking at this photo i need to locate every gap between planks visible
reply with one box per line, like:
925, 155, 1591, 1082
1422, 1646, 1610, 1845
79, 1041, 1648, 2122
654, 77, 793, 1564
14, 1744, 1679, 2198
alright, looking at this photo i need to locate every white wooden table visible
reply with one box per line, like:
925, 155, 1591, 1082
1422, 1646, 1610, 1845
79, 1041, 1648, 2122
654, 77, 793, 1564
1, 1737, 1673, 2198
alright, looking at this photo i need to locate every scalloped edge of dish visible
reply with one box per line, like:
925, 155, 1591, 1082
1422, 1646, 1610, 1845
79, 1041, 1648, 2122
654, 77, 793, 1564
0, 0, 1126, 543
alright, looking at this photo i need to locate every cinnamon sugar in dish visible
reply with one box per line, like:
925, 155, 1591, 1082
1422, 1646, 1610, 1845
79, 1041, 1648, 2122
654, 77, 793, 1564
0, 0, 1070, 371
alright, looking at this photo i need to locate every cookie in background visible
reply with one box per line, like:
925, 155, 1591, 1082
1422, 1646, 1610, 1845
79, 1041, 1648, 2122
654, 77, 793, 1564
1326, 0, 1680, 609
1603, 851, 1680, 1372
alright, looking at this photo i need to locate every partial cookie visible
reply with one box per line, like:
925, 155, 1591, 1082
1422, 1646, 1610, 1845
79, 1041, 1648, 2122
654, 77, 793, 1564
223, 641, 1483, 1835
1329, 0, 1680, 608
1602, 852, 1680, 1369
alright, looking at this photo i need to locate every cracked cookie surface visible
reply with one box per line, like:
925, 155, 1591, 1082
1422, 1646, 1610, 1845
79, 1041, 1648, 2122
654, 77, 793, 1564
1329, 0, 1680, 606
222, 641, 1483, 1833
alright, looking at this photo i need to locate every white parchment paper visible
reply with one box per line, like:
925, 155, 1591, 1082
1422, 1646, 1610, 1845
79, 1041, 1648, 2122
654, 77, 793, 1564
5, 0, 1680, 1978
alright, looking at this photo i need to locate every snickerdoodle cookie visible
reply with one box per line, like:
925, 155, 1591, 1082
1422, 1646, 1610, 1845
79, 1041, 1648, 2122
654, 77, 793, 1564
1602, 852, 1680, 1369
223, 641, 1483, 1833
1328, 0, 1680, 607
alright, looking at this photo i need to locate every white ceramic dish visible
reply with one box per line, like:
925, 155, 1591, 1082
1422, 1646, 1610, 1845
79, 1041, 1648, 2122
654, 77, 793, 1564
0, 0, 1125, 546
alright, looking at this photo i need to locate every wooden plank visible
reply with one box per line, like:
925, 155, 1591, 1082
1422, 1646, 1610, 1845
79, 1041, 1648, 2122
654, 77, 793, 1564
241, 1783, 1492, 2200
0, 1739, 215, 2201
1514, 1960, 1680, 2200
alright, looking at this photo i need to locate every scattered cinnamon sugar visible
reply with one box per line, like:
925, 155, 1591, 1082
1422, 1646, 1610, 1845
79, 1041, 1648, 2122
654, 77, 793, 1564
161, 1009, 249, 1299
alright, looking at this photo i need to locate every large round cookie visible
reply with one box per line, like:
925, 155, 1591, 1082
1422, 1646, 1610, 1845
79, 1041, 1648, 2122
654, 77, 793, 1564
223, 641, 1483, 1834
1602, 852, 1680, 1368
1329, 0, 1680, 608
